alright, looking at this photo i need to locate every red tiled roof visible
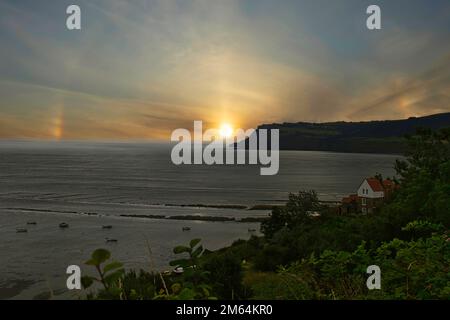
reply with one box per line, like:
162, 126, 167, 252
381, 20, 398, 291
342, 194, 359, 203
382, 179, 396, 189
366, 178, 384, 192
366, 178, 397, 192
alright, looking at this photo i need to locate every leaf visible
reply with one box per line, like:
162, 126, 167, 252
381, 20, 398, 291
201, 286, 210, 297
85, 259, 97, 266
104, 261, 123, 274
171, 283, 182, 294
183, 269, 195, 278
86, 248, 111, 266
169, 258, 189, 267
189, 238, 201, 249
177, 288, 196, 300
191, 245, 203, 258
81, 276, 94, 289
173, 245, 190, 254
107, 286, 122, 297
103, 269, 124, 285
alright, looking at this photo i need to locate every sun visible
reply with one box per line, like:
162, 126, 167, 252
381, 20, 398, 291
219, 123, 233, 138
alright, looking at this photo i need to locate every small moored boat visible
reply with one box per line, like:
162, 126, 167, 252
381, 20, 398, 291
105, 238, 118, 243
182, 227, 191, 231
59, 222, 69, 228
26, 221, 37, 225
102, 225, 113, 229
173, 267, 184, 274
16, 228, 28, 233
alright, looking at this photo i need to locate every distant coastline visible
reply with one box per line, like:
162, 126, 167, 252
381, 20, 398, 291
246, 112, 450, 154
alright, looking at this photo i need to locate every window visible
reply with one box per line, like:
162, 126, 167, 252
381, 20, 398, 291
362, 198, 366, 205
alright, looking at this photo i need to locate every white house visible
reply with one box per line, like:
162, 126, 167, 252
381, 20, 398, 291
341, 177, 396, 215
357, 177, 392, 213
357, 178, 385, 199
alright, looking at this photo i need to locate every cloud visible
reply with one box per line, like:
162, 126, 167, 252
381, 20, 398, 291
1, 0, 450, 139
348, 54, 450, 120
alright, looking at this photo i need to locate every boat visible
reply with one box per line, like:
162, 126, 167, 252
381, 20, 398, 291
105, 238, 118, 243
102, 225, 113, 229
26, 221, 37, 225
248, 228, 256, 232
59, 222, 69, 228
16, 228, 28, 233
173, 267, 184, 274
182, 227, 191, 231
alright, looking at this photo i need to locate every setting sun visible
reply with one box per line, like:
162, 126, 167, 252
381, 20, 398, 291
219, 123, 233, 138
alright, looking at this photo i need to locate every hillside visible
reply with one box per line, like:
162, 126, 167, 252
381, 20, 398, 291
254, 112, 450, 154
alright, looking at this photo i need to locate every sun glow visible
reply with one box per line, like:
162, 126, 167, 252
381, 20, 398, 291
219, 123, 233, 138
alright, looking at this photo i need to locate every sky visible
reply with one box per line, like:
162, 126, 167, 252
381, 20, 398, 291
0, 0, 450, 140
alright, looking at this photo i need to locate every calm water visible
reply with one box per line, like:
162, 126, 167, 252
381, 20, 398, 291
0, 141, 399, 299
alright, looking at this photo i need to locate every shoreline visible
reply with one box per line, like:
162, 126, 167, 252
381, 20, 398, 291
2, 207, 270, 223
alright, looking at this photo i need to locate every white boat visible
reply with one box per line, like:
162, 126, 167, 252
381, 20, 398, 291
173, 267, 184, 274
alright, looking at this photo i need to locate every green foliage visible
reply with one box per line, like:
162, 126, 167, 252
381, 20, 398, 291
253, 244, 291, 272
261, 190, 325, 238
81, 248, 124, 296
401, 220, 444, 240
158, 238, 215, 300
119, 270, 158, 300
81, 240, 216, 300
243, 271, 313, 300
85, 248, 111, 266
170, 238, 204, 270
394, 128, 450, 225
248, 230, 450, 300
202, 252, 250, 299
81, 249, 126, 299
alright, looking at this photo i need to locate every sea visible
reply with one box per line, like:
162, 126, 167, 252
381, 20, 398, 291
0, 141, 399, 299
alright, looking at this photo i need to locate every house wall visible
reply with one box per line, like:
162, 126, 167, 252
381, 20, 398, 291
357, 180, 384, 198
358, 197, 384, 213
340, 201, 358, 215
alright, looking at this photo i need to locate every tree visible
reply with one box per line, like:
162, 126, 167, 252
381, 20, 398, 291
202, 252, 246, 299
394, 128, 450, 225
261, 190, 325, 238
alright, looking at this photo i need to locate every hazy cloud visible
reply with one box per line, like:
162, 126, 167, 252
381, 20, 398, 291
0, 0, 449, 139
